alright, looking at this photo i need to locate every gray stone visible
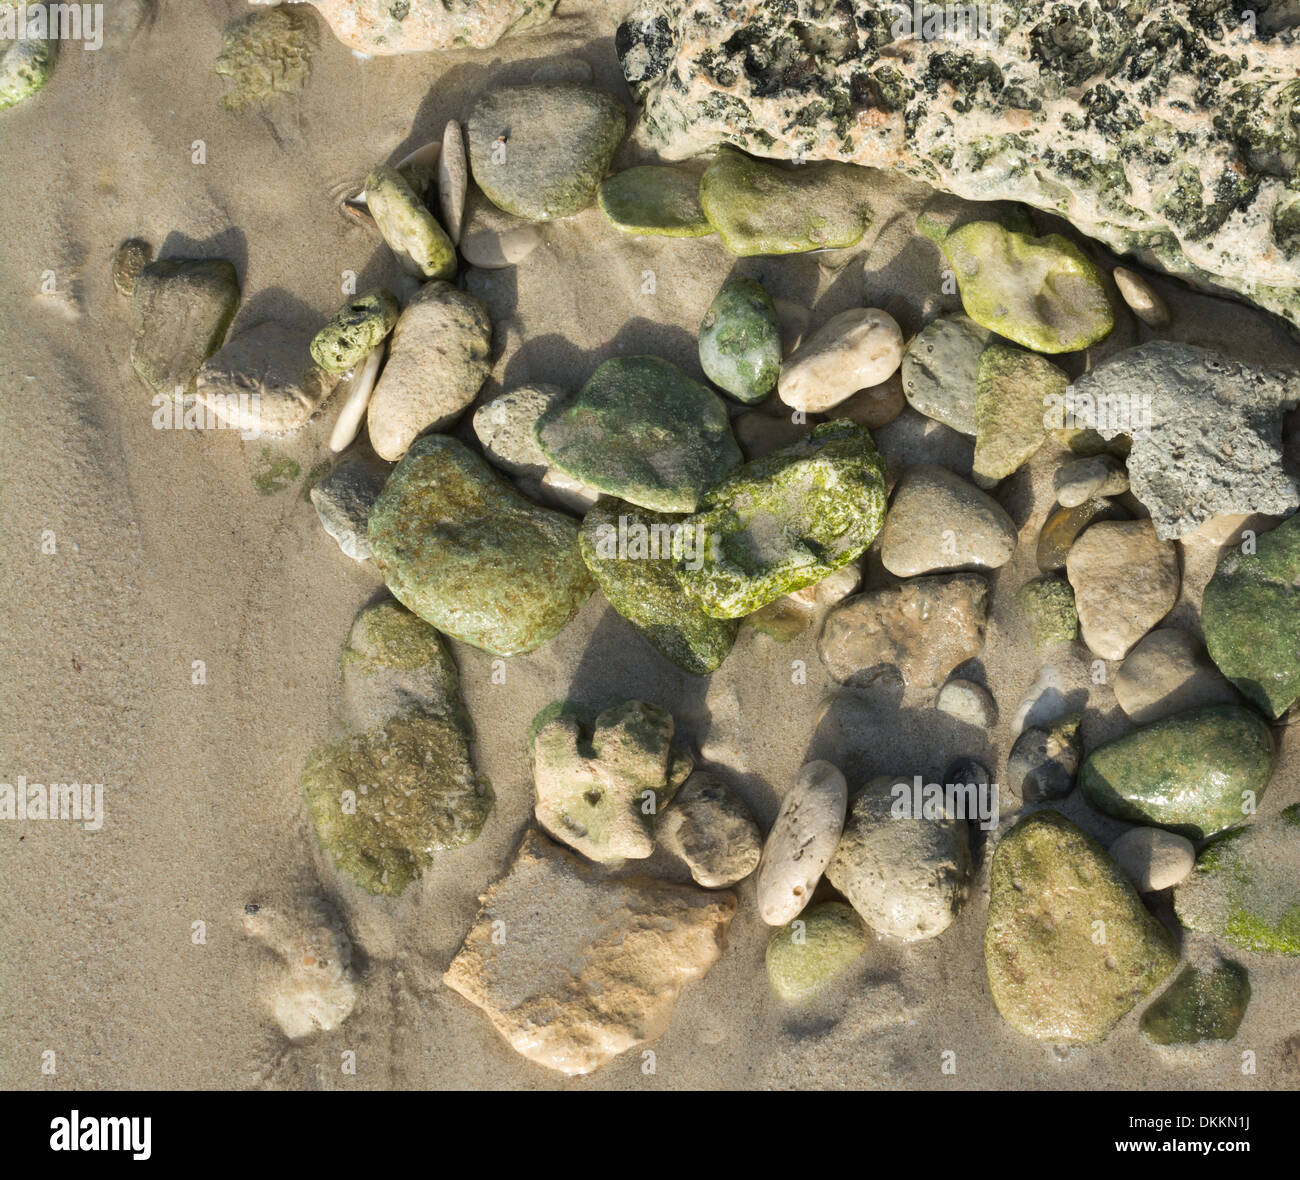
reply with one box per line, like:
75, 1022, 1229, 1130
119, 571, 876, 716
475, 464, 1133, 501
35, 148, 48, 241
1054, 455, 1129, 508
899, 314, 989, 436
1007, 717, 1081, 802
1109, 828, 1195, 893
936, 678, 996, 729
1075, 343, 1300, 539
291, 0, 558, 54
755, 760, 848, 926
659, 771, 761, 887
1113, 628, 1239, 725
473, 382, 568, 479
310, 446, 390, 561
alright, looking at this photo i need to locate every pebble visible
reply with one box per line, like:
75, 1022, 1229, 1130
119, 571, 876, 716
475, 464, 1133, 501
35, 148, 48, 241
216, 8, 315, 111
1112, 266, 1170, 328
1007, 717, 1081, 801
310, 445, 390, 561
365, 164, 457, 280
943, 221, 1114, 353
366, 281, 492, 460
535, 356, 740, 513
310, 287, 401, 374
1113, 628, 1239, 724
111, 238, 153, 297
878, 463, 1017, 576
438, 119, 467, 245
699, 146, 871, 255
130, 258, 240, 397
196, 321, 336, 435
659, 771, 761, 887
473, 382, 568, 479
1080, 704, 1274, 839
367, 434, 594, 655
1140, 962, 1250, 1046
755, 760, 848, 926
466, 83, 626, 221
459, 187, 544, 267
900, 314, 989, 435
836, 372, 906, 429
532, 700, 675, 863
777, 308, 904, 413
1036, 496, 1128, 572
677, 421, 886, 617
1053, 454, 1129, 507
698, 276, 782, 403
973, 342, 1068, 481
765, 902, 868, 1004
1066, 519, 1179, 660
1202, 512, 1300, 719
598, 164, 712, 237
1014, 574, 1078, 649
936, 678, 996, 728
986, 811, 1176, 1043
819, 573, 989, 691
826, 774, 971, 941
1109, 827, 1195, 893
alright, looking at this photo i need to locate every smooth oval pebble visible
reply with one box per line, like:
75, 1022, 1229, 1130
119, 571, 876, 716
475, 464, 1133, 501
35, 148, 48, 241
1110, 827, 1195, 892
778, 308, 903, 413
1054, 454, 1128, 508
755, 760, 848, 926
936, 678, 996, 728
438, 120, 468, 246
1112, 266, 1170, 328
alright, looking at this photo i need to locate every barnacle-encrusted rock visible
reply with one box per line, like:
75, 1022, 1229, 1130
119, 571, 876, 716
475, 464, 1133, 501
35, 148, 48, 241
618, 0, 1300, 329
284, 0, 558, 55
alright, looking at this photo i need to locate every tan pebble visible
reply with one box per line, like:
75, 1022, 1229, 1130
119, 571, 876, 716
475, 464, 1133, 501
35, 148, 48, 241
755, 760, 848, 926
837, 371, 905, 429
1112, 267, 1170, 328
1109, 827, 1194, 892
778, 308, 904, 413
438, 120, 468, 246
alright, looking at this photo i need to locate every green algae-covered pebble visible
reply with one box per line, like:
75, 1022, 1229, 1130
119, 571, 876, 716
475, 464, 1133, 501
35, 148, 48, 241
598, 164, 711, 237
535, 355, 741, 513
368, 434, 594, 657
1014, 574, 1078, 649
0, 35, 55, 111
1079, 705, 1274, 840
579, 497, 738, 675
302, 712, 491, 896
1202, 513, 1300, 720
1140, 962, 1250, 1045
766, 901, 869, 1004
215, 7, 316, 113
944, 221, 1113, 353
985, 810, 1177, 1043
1175, 804, 1300, 956
310, 287, 401, 373
676, 420, 887, 619
974, 342, 1068, 481
466, 83, 626, 222
698, 276, 782, 404
365, 164, 456, 281
699, 146, 871, 256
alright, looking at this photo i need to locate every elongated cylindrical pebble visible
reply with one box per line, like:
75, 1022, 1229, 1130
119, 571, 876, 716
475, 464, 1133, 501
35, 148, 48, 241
756, 760, 848, 926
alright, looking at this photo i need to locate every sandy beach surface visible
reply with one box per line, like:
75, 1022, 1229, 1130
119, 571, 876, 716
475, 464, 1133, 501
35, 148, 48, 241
1, 1, 1298, 1090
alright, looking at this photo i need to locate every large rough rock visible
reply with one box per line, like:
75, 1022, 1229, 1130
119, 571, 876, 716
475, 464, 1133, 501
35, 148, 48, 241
617, 0, 1300, 329
444, 829, 736, 1075
279, 0, 558, 55
1074, 344, 1300, 539
985, 811, 1178, 1043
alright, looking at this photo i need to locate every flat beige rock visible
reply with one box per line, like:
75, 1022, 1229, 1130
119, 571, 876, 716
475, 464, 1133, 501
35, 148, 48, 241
443, 830, 736, 1076
1113, 627, 1238, 723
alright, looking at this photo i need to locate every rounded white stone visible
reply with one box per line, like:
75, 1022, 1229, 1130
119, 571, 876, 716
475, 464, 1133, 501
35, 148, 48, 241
1109, 827, 1195, 892
936, 678, 997, 728
777, 308, 903, 413
755, 760, 848, 926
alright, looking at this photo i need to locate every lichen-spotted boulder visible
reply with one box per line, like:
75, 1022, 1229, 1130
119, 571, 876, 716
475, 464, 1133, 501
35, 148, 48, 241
367, 434, 594, 656
985, 811, 1177, 1043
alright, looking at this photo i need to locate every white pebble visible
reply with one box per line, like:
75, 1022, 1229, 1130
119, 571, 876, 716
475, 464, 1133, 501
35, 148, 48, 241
1109, 827, 1195, 892
755, 760, 848, 926
438, 120, 468, 246
778, 308, 903, 413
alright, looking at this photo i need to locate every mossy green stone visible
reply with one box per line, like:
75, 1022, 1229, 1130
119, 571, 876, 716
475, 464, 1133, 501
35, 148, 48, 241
1079, 706, 1274, 840
698, 276, 782, 404
535, 356, 741, 513
579, 498, 738, 675
675, 420, 888, 619
130, 259, 241, 398
943, 221, 1114, 353
985, 811, 1177, 1043
597, 165, 711, 236
311, 288, 400, 373
1175, 805, 1300, 956
974, 342, 1068, 481
365, 164, 456, 281
1015, 574, 1078, 649
1140, 963, 1250, 1045
302, 711, 491, 896
466, 83, 626, 222
0, 34, 55, 110
367, 434, 594, 657
766, 902, 869, 1004
1202, 513, 1300, 720
699, 146, 871, 256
